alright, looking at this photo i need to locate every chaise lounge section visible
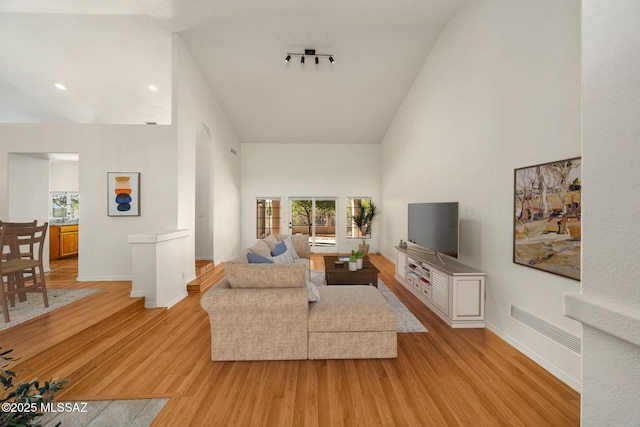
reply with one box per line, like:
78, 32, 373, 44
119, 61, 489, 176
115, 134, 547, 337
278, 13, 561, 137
308, 285, 397, 359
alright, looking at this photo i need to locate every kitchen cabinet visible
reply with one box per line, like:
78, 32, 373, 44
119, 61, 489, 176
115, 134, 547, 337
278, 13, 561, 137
50, 224, 79, 260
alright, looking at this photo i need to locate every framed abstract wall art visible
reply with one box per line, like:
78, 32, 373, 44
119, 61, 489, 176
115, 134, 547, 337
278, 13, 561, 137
513, 157, 581, 280
107, 172, 140, 216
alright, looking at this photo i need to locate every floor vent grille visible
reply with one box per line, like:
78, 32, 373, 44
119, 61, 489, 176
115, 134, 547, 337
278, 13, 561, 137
511, 305, 581, 355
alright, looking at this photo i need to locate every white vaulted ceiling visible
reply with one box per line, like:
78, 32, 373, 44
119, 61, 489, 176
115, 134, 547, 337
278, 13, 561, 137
0, 0, 469, 143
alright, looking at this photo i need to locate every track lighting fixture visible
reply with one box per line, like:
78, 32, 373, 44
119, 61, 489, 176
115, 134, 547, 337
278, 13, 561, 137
284, 48, 335, 65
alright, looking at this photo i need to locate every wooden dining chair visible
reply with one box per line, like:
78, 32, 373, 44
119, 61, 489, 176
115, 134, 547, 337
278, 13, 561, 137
0, 223, 49, 322
0, 220, 38, 285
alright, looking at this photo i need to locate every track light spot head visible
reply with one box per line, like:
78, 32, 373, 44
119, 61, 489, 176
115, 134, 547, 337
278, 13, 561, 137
283, 50, 334, 67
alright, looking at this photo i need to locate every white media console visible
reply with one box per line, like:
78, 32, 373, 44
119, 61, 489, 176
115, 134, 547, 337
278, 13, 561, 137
395, 246, 486, 328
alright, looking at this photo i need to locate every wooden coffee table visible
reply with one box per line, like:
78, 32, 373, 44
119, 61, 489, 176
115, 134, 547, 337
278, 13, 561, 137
324, 256, 379, 287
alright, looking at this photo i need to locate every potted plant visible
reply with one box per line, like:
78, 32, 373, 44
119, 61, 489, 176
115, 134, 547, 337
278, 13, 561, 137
353, 202, 380, 255
355, 249, 364, 269
348, 251, 358, 271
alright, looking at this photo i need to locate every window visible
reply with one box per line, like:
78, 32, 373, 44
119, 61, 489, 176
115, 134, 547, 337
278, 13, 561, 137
256, 198, 282, 238
346, 197, 371, 239
51, 192, 79, 222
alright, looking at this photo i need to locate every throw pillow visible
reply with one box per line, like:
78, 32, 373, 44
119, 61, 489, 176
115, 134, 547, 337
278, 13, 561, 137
272, 250, 294, 265
248, 239, 272, 258
263, 234, 278, 251
306, 280, 320, 302
247, 252, 274, 264
283, 236, 300, 259
271, 240, 287, 256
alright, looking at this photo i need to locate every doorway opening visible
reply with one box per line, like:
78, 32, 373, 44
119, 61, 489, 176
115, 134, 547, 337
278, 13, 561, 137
7, 152, 79, 274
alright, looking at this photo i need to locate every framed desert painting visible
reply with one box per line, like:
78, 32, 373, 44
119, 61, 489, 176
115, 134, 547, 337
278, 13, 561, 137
513, 157, 581, 280
107, 172, 140, 216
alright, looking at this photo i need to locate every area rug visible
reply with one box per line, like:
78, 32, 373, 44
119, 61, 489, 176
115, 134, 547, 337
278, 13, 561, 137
0, 288, 101, 331
310, 270, 427, 333
39, 398, 169, 427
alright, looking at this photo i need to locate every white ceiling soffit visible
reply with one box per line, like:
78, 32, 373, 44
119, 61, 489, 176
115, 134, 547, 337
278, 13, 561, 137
0, 0, 469, 143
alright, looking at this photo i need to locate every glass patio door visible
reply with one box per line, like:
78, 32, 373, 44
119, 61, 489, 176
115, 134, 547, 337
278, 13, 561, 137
290, 198, 336, 253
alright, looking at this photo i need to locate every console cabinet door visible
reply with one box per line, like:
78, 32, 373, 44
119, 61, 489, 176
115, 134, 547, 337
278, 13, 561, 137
452, 277, 484, 321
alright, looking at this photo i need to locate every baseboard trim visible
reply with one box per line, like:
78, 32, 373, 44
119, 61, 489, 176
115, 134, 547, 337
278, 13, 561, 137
486, 321, 582, 392
142, 292, 187, 310
77, 275, 132, 282
164, 292, 188, 309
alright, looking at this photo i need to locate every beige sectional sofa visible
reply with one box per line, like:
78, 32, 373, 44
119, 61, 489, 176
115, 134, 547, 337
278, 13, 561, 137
200, 234, 397, 361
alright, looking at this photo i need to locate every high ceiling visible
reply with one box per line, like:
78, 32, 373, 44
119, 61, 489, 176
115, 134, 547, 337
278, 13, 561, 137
0, 0, 469, 144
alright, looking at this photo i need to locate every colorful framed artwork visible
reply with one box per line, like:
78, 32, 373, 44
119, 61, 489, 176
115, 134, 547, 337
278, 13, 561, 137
513, 157, 581, 280
107, 172, 140, 216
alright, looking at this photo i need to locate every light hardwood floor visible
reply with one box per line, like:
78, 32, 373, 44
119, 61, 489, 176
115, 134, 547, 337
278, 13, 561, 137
0, 254, 580, 426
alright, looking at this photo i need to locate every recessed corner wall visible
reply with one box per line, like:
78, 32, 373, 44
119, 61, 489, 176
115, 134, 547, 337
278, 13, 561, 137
174, 34, 242, 266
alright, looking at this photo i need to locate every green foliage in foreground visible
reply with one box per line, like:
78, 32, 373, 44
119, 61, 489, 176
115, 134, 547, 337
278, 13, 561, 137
0, 347, 68, 427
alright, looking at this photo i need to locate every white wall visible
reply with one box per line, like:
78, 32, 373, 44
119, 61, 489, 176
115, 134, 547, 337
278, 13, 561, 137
380, 0, 582, 389
195, 125, 214, 260
0, 124, 177, 280
8, 154, 49, 225
173, 35, 242, 268
0, 35, 242, 282
49, 162, 79, 192
565, 1, 640, 424
241, 143, 380, 254
7, 153, 50, 271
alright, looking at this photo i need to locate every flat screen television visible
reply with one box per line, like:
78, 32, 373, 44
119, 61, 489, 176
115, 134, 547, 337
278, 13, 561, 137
407, 202, 459, 258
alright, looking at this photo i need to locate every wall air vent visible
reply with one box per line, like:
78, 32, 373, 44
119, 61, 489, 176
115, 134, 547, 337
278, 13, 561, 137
511, 305, 581, 355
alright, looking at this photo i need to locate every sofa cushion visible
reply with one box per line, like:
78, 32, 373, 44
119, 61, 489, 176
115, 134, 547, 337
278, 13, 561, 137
248, 239, 272, 258
308, 286, 396, 332
263, 234, 279, 251
247, 253, 274, 264
226, 263, 306, 289
272, 250, 294, 265
271, 240, 287, 256
229, 249, 250, 264
293, 258, 310, 268
276, 234, 310, 259
282, 237, 299, 259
